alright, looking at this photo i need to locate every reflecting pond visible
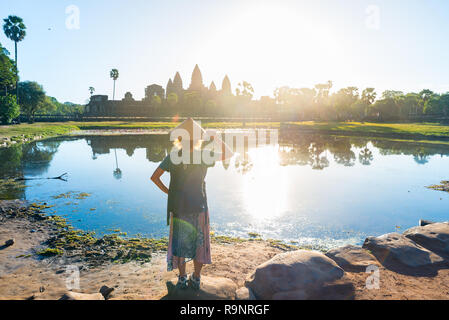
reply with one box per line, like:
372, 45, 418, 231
1, 130, 449, 250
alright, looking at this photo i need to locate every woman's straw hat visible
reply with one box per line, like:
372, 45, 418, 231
170, 118, 206, 142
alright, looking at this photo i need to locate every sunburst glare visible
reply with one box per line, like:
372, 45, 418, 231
241, 145, 289, 220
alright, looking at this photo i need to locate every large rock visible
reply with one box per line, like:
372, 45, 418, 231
363, 233, 445, 276
163, 276, 237, 300
272, 281, 354, 300
403, 222, 449, 259
59, 292, 105, 300
325, 245, 379, 272
245, 250, 347, 300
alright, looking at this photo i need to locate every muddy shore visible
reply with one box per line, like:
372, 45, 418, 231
2, 199, 449, 300
0, 200, 287, 300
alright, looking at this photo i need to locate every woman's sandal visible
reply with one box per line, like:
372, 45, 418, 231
177, 274, 188, 289
189, 273, 201, 290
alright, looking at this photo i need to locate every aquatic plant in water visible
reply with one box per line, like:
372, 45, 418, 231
427, 181, 449, 193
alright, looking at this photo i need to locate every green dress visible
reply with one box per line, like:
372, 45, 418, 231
159, 149, 216, 270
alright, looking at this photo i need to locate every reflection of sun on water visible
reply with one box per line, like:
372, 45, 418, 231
241, 145, 288, 220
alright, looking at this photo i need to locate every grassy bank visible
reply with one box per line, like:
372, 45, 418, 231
75, 121, 449, 138
0, 122, 79, 141
0, 121, 258, 139
1, 121, 449, 147
288, 121, 449, 140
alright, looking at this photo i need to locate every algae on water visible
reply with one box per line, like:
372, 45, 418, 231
427, 181, 449, 193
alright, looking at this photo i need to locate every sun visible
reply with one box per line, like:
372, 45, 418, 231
200, 2, 345, 95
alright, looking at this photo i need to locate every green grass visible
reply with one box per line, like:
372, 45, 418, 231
0, 122, 79, 140
37, 248, 64, 257
0, 121, 268, 139
288, 121, 449, 138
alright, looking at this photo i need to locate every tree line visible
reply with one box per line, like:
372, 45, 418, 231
0, 15, 83, 124
165, 81, 449, 121
269, 83, 449, 121
92, 68, 449, 121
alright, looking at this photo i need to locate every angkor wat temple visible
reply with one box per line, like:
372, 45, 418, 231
85, 65, 234, 117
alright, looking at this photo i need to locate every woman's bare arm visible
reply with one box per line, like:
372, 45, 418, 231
151, 167, 169, 194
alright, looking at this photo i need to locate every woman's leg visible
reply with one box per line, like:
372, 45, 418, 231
193, 259, 203, 278
178, 257, 187, 277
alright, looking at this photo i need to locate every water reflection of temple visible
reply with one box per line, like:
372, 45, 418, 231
2, 131, 449, 189
86, 135, 172, 163
3, 132, 448, 201
82, 131, 449, 174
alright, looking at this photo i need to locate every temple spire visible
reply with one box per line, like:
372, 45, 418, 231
189, 64, 204, 91
172, 71, 184, 98
209, 81, 217, 92
173, 72, 183, 89
166, 78, 173, 98
222, 75, 232, 96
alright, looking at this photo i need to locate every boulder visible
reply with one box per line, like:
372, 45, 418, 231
235, 287, 256, 300
272, 281, 354, 300
325, 245, 379, 272
245, 250, 346, 300
272, 290, 308, 300
163, 276, 237, 300
363, 232, 445, 276
4, 239, 14, 247
59, 292, 104, 300
403, 222, 449, 259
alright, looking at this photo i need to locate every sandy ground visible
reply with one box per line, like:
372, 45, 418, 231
1, 214, 449, 300
0, 216, 281, 300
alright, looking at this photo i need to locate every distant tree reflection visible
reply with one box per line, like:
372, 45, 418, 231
21, 141, 61, 176
62, 132, 449, 175
309, 142, 329, 170
359, 147, 374, 165
413, 153, 429, 165
0, 140, 62, 199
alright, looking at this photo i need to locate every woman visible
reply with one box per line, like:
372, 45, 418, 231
151, 118, 232, 290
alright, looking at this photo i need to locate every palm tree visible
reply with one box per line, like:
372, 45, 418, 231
110, 69, 119, 100
89, 87, 95, 96
3, 15, 26, 102
113, 149, 122, 179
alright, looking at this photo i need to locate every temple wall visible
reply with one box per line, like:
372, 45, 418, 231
85, 100, 160, 117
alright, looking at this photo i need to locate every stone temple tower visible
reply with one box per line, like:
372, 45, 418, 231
188, 64, 205, 92
221, 75, 232, 96
172, 72, 184, 98
209, 81, 217, 94
166, 78, 173, 98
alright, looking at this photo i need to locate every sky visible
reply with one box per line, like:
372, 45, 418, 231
1, 0, 449, 104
